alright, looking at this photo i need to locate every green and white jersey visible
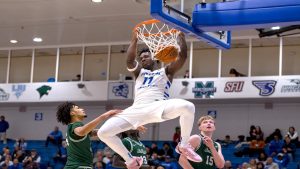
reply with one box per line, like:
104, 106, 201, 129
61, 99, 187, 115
189, 135, 219, 169
64, 122, 93, 169
122, 137, 148, 165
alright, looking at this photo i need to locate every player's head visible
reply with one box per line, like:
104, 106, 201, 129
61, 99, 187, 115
126, 130, 140, 139
138, 48, 156, 70
56, 102, 86, 125
197, 115, 215, 132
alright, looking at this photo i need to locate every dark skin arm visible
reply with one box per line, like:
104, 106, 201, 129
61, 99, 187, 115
112, 154, 126, 168
89, 129, 98, 137
127, 31, 142, 79
165, 32, 188, 82
127, 30, 187, 81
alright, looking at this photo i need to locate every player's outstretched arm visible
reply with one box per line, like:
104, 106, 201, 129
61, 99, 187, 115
178, 134, 200, 169
112, 154, 126, 168
166, 32, 188, 81
179, 155, 194, 169
74, 109, 122, 136
137, 125, 147, 134
212, 142, 225, 168
202, 136, 225, 168
127, 31, 141, 78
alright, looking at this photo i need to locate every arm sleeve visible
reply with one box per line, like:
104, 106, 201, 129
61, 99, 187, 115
69, 122, 85, 140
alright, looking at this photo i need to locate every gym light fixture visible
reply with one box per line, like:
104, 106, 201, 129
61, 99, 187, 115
10, 40, 18, 44
271, 26, 280, 30
257, 25, 300, 37
33, 37, 43, 42
91, 0, 103, 3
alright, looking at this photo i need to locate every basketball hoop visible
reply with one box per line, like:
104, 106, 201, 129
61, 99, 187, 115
134, 19, 180, 60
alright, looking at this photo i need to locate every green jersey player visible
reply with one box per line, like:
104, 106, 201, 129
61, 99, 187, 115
178, 115, 225, 169
112, 130, 150, 169
56, 102, 121, 169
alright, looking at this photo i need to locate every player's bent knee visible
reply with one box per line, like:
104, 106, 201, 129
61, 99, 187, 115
97, 127, 110, 140
182, 100, 195, 114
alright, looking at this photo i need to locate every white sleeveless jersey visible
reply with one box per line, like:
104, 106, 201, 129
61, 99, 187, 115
133, 68, 171, 105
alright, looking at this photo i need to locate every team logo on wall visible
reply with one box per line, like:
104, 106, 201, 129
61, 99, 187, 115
192, 81, 216, 98
208, 110, 217, 119
112, 83, 129, 98
281, 79, 300, 93
0, 88, 9, 101
12, 84, 26, 99
252, 80, 277, 96
36, 85, 52, 98
224, 81, 244, 92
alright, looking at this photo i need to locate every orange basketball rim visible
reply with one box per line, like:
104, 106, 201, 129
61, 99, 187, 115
134, 19, 180, 61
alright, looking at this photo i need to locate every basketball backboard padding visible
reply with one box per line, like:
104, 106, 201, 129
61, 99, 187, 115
193, 0, 300, 32
150, 0, 231, 49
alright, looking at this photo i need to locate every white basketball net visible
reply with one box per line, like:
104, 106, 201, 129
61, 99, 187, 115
135, 20, 180, 59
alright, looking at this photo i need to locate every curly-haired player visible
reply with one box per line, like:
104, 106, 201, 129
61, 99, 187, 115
56, 102, 121, 169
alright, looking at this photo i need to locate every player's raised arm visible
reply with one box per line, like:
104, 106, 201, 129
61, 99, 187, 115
74, 109, 121, 136
127, 31, 141, 78
179, 155, 194, 169
207, 141, 225, 168
178, 134, 201, 169
166, 32, 188, 80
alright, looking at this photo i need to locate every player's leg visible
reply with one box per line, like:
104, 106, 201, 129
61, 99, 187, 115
162, 99, 195, 145
97, 117, 143, 168
161, 99, 202, 162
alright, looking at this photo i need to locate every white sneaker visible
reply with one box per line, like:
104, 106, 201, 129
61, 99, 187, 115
175, 143, 202, 162
125, 156, 143, 169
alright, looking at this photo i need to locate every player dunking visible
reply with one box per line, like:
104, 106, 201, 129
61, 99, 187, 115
97, 31, 201, 169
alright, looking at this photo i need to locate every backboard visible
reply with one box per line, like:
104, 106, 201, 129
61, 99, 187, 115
136, 0, 231, 49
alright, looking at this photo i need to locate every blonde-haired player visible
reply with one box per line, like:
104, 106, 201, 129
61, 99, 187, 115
179, 115, 225, 169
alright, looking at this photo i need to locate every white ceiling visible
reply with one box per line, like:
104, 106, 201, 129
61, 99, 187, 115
0, 0, 298, 49
0, 0, 153, 48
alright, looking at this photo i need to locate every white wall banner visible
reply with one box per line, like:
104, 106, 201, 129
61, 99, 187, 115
0, 76, 299, 103
171, 75, 300, 99
0, 81, 108, 102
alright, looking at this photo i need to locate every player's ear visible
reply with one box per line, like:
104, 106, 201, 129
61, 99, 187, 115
70, 111, 75, 116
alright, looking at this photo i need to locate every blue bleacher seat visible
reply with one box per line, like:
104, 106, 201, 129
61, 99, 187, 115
286, 162, 299, 169
1, 140, 299, 169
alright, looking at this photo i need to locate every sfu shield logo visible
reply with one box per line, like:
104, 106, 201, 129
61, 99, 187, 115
252, 80, 277, 96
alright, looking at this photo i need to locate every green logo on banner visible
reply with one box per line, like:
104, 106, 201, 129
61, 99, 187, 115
37, 85, 52, 98
192, 81, 216, 98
